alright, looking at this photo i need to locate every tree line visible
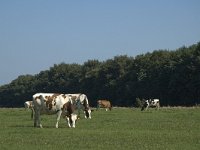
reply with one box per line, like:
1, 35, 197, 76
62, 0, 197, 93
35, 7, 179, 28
0, 42, 200, 107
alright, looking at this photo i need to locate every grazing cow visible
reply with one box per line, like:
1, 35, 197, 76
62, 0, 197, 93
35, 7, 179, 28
141, 99, 160, 111
97, 100, 112, 111
33, 93, 78, 128
24, 101, 34, 119
66, 93, 92, 119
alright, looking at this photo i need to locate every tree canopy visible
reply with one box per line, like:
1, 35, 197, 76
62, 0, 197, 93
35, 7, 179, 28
0, 42, 200, 107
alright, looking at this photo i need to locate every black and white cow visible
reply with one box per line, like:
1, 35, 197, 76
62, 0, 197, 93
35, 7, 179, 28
141, 99, 160, 111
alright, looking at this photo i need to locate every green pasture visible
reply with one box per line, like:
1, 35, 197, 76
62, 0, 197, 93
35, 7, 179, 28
0, 107, 199, 150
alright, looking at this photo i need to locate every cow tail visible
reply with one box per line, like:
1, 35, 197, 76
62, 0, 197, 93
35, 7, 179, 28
31, 109, 34, 119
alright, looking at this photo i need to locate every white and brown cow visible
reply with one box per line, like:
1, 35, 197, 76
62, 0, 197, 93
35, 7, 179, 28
97, 100, 112, 111
62, 101, 78, 128
33, 93, 78, 128
141, 99, 160, 111
24, 100, 34, 119
66, 93, 92, 119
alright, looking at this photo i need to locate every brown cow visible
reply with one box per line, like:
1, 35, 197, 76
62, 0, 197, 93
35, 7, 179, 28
97, 100, 112, 111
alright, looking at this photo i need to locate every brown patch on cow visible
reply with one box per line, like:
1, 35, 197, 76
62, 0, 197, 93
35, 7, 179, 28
62, 101, 76, 123
34, 96, 41, 101
45, 94, 60, 110
61, 94, 67, 99
62, 102, 75, 114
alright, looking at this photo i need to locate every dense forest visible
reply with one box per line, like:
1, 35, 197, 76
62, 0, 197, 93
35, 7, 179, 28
0, 42, 200, 107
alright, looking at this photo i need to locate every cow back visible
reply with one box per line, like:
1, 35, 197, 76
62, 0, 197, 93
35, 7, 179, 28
33, 93, 71, 114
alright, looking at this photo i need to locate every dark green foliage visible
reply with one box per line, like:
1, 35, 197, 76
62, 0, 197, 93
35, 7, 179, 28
0, 42, 200, 107
135, 98, 144, 108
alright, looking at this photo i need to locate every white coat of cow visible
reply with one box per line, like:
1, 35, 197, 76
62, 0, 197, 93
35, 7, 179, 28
33, 93, 78, 128
141, 99, 160, 111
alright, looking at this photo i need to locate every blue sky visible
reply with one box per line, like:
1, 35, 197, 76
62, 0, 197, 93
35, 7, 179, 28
0, 0, 200, 85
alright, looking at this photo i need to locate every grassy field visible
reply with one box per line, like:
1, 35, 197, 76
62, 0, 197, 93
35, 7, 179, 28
0, 107, 199, 150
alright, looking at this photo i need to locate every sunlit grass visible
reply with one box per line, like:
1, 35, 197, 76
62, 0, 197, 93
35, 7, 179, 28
0, 107, 199, 150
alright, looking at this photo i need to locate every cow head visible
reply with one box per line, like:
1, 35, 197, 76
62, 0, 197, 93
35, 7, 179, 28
84, 108, 91, 119
141, 100, 149, 111
82, 99, 91, 119
97, 100, 101, 104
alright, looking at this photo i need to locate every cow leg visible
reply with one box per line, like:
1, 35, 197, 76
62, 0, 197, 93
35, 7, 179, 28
31, 109, 33, 119
55, 110, 62, 128
66, 116, 72, 128
38, 114, 43, 128
89, 110, 92, 119
67, 117, 70, 127
84, 111, 87, 119
37, 110, 42, 128
67, 114, 78, 128
34, 109, 42, 128
72, 120, 75, 128
34, 109, 38, 127
156, 103, 160, 110
33, 110, 37, 127
146, 105, 149, 111
31, 108, 34, 119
